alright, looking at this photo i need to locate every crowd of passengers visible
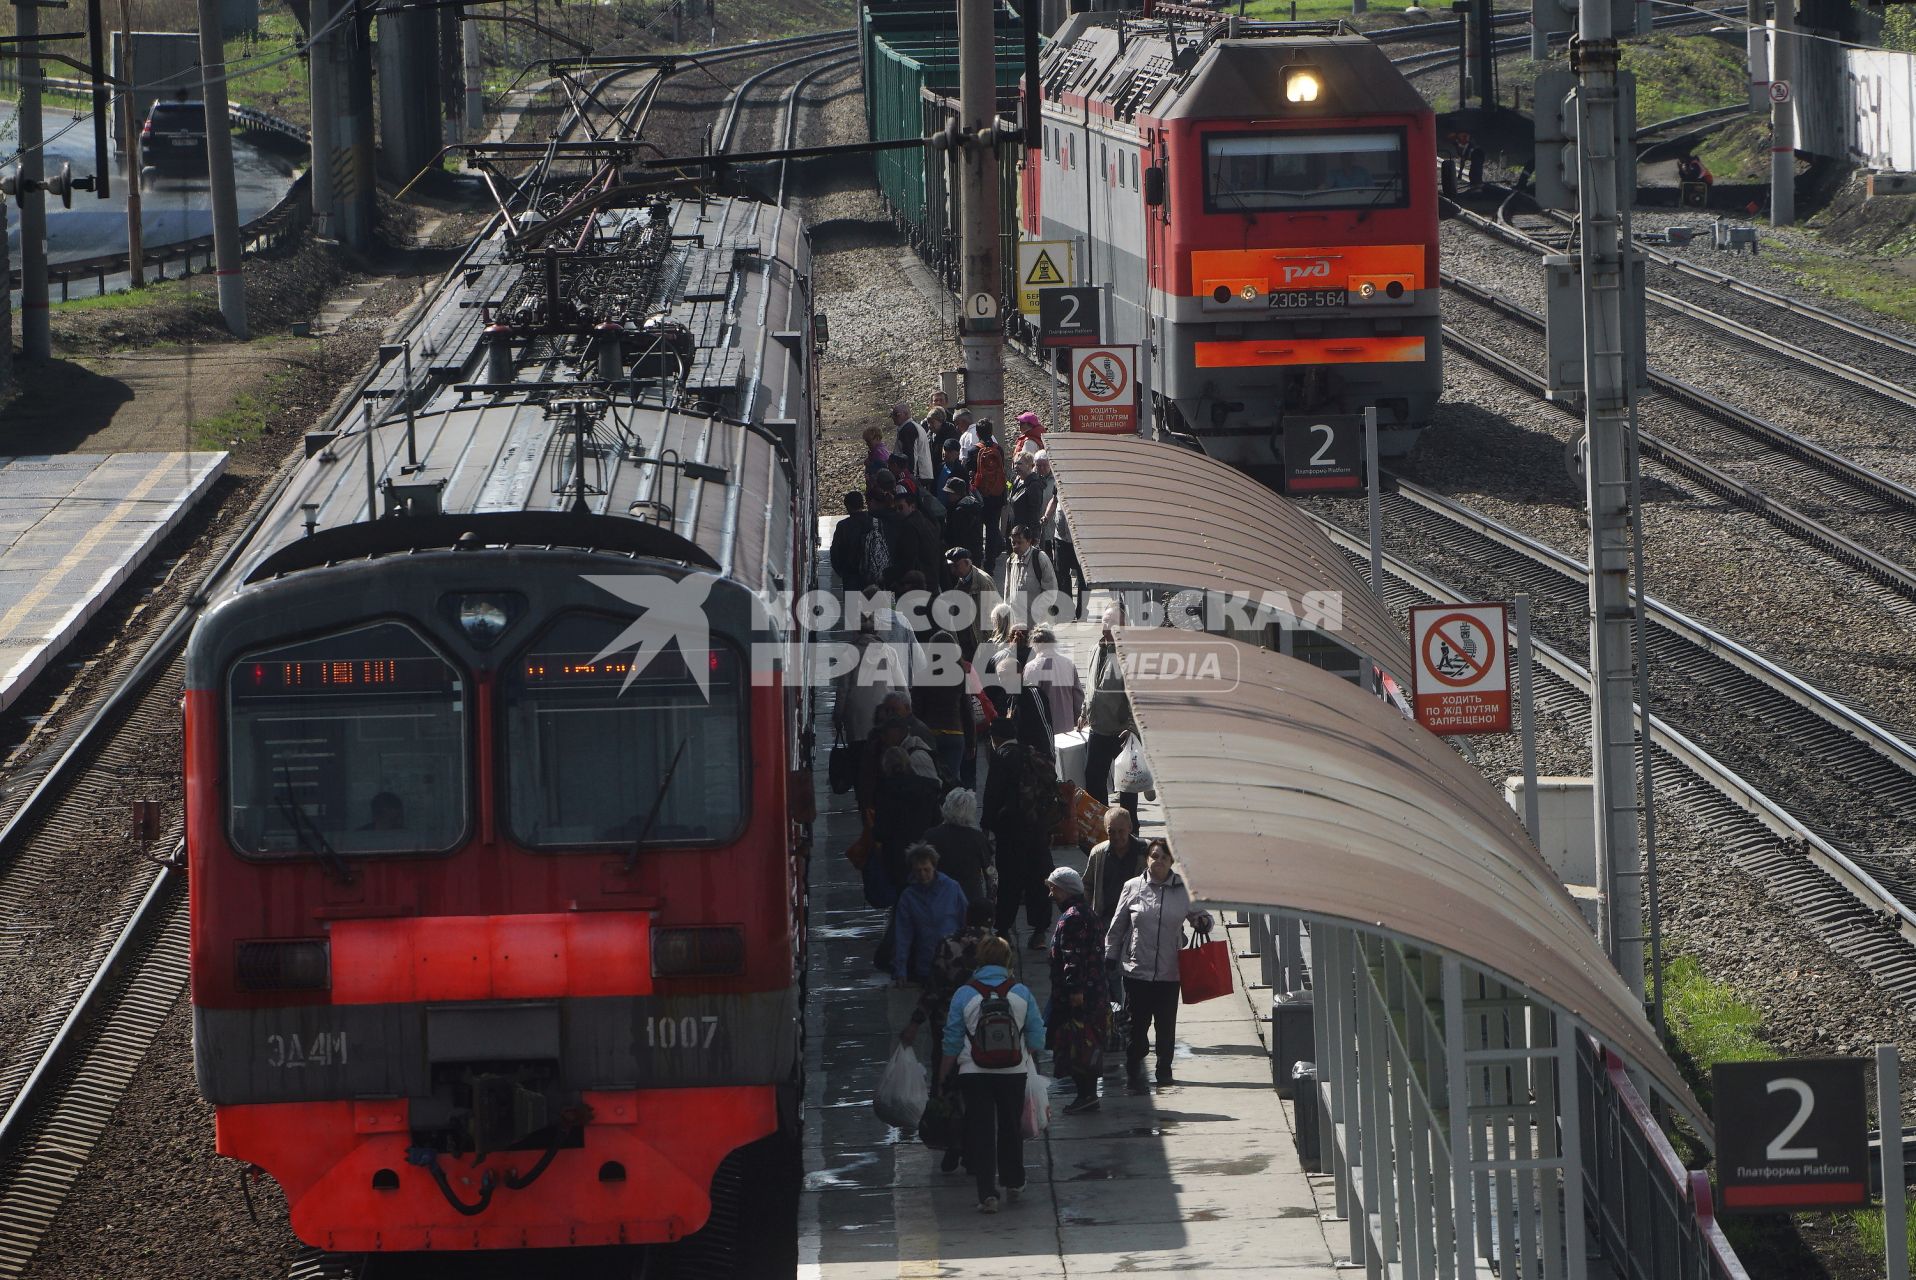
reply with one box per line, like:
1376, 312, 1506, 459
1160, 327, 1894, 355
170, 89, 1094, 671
828, 395, 1212, 1214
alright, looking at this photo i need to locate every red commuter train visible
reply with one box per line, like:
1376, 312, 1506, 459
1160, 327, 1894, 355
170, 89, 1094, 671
184, 192, 817, 1257
1023, 16, 1441, 469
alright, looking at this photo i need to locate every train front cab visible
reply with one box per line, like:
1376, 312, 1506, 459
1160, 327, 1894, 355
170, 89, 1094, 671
184, 550, 801, 1252
1144, 40, 1442, 468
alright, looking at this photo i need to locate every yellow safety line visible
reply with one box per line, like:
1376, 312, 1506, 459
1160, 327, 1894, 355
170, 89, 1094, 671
0, 455, 182, 645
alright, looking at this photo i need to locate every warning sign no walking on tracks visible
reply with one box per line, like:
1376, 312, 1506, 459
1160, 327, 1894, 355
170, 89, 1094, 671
1409, 602, 1511, 735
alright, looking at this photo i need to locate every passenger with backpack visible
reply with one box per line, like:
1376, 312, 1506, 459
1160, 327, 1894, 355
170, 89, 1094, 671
982, 719, 1062, 947
939, 934, 1047, 1213
967, 420, 1009, 570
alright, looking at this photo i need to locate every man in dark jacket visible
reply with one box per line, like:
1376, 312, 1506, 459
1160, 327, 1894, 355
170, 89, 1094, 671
982, 719, 1057, 947
936, 439, 969, 494
829, 491, 876, 591
887, 486, 945, 592
912, 623, 975, 784
941, 480, 988, 578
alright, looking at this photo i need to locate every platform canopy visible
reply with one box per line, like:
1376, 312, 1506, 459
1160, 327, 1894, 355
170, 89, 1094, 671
1044, 435, 1412, 684
1117, 629, 1702, 1123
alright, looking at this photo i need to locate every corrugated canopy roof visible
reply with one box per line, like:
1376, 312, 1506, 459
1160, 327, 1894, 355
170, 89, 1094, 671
1117, 630, 1702, 1123
1045, 435, 1412, 682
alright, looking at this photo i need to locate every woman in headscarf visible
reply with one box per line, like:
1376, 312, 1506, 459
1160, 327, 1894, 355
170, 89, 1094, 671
1044, 866, 1111, 1115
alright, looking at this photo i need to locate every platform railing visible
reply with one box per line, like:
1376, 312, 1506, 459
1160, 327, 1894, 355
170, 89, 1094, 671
1239, 910, 1752, 1280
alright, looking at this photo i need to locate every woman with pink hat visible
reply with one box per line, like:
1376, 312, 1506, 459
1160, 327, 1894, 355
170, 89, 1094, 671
1012, 411, 1046, 459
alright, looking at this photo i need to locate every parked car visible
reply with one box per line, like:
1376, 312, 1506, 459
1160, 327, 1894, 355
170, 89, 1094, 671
141, 99, 208, 172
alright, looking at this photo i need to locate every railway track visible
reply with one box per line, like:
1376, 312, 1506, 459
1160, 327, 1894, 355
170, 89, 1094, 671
1451, 203, 1916, 419
1440, 273, 1916, 606
1310, 489, 1916, 1006
715, 40, 858, 155
0, 32, 845, 1278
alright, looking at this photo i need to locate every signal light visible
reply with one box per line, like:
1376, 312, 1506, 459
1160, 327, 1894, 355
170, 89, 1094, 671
236, 939, 331, 991
1283, 68, 1322, 104
652, 927, 745, 977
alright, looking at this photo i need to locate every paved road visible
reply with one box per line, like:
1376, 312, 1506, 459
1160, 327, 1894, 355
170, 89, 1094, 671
2, 104, 298, 264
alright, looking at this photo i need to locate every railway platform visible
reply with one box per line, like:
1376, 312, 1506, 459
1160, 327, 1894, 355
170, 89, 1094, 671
795, 765, 1347, 1278
0, 450, 225, 711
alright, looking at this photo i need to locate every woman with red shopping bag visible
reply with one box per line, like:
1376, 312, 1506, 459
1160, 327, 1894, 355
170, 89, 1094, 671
1103, 839, 1215, 1094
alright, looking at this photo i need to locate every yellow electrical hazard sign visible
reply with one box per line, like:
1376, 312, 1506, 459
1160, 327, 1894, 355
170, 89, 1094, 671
1017, 241, 1075, 315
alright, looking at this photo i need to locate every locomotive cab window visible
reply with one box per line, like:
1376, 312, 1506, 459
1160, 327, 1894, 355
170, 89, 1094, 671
227, 622, 467, 857
504, 612, 746, 850
1203, 130, 1407, 212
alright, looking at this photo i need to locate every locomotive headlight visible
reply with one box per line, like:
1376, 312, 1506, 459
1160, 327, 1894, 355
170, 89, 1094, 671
1240, 283, 1258, 301
1360, 282, 1376, 298
236, 939, 331, 991
653, 926, 746, 977
450, 594, 522, 648
1283, 68, 1321, 104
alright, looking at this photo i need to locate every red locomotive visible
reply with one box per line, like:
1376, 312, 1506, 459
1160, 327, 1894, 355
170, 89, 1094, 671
185, 192, 817, 1256
1023, 16, 1441, 468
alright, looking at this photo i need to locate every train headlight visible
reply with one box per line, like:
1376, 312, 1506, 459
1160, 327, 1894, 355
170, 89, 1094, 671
447, 593, 523, 648
236, 939, 331, 991
652, 926, 746, 977
1283, 68, 1321, 104
1360, 282, 1376, 298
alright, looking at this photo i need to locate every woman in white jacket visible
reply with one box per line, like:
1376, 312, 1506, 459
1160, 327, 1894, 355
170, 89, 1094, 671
1104, 839, 1212, 1093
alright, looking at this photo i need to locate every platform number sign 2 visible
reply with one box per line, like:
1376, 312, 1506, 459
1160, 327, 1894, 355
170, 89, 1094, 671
1711, 1058, 1870, 1213
1282, 419, 1361, 492
1038, 286, 1101, 347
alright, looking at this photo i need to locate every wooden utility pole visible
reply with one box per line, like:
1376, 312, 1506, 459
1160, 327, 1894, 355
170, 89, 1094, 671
120, 0, 144, 288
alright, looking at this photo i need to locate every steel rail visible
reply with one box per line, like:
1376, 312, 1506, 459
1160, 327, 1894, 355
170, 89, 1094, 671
776, 53, 862, 203
1392, 476, 1916, 792
1442, 287, 1916, 601
1393, 7, 1729, 74
1519, 204, 1916, 363
1448, 203, 1916, 413
1308, 513, 1916, 993
715, 40, 857, 155
1443, 269, 1916, 514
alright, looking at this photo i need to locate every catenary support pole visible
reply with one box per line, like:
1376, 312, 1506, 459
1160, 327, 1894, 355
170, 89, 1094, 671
17, 0, 51, 361
463, 8, 483, 138
1516, 593, 1540, 840
1883, 1045, 1911, 1280
956, 0, 1004, 423
119, 0, 144, 288
1573, 0, 1646, 1000
197, 0, 249, 336
1364, 405, 1382, 601
1770, 0, 1795, 225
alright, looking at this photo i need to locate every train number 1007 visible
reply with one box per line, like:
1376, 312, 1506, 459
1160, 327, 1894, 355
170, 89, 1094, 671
644, 1015, 720, 1050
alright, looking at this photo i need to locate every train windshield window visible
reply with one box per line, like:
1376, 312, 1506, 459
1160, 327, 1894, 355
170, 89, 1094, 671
1204, 130, 1406, 212
227, 622, 466, 857
504, 613, 747, 850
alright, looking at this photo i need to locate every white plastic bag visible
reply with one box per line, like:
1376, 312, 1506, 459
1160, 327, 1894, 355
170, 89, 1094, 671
1021, 1057, 1052, 1138
1112, 733, 1153, 794
874, 1042, 929, 1129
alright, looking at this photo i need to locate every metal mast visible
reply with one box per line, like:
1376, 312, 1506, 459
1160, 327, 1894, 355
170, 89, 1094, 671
1769, 0, 1794, 225
16, 0, 50, 361
956, 0, 1004, 422
1572, 10, 1646, 1002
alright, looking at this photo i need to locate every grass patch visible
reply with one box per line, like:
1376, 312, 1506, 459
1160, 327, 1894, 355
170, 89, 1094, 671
1622, 33, 1747, 126
1662, 954, 1774, 1091
1773, 247, 1916, 326
223, 7, 309, 119
188, 368, 296, 450
51, 280, 194, 314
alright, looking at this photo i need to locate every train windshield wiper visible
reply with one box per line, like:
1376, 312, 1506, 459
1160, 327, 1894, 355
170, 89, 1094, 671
624, 738, 691, 872
276, 768, 355, 884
